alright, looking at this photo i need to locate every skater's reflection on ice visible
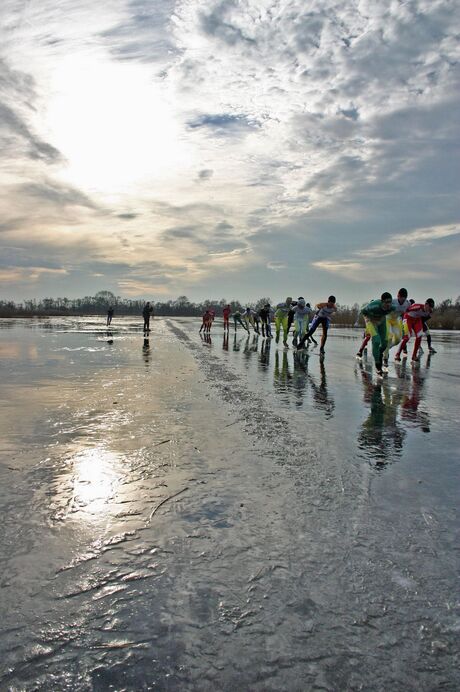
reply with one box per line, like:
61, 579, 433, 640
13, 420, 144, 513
142, 337, 150, 364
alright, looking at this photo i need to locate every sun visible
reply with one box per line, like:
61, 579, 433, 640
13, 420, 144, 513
44, 54, 189, 194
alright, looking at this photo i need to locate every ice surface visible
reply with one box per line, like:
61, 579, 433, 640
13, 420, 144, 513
0, 317, 458, 690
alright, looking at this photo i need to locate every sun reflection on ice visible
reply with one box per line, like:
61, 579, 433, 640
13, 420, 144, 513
72, 447, 120, 517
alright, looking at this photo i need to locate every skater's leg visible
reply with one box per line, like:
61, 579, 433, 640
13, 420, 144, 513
319, 319, 329, 352
298, 315, 319, 349
282, 316, 290, 346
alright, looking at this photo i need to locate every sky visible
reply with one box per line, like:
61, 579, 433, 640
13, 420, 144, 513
0, 0, 459, 306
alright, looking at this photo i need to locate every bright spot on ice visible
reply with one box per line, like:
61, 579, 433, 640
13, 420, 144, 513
73, 448, 119, 516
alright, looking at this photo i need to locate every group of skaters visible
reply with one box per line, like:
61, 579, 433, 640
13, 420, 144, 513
199, 289, 436, 377
200, 297, 334, 349
357, 290, 436, 376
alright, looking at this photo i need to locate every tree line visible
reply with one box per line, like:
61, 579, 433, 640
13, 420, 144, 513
1, 291, 460, 329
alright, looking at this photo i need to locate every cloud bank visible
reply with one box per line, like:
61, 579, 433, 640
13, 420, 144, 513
0, 0, 459, 301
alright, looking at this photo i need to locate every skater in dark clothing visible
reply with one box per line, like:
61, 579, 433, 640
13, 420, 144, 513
143, 302, 154, 332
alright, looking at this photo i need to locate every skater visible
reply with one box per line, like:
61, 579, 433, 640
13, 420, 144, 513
291, 298, 313, 346
297, 296, 337, 355
258, 304, 273, 338
287, 300, 298, 336
274, 297, 293, 347
107, 306, 114, 326
232, 309, 249, 332
142, 301, 154, 332
360, 293, 395, 376
222, 304, 232, 331
305, 303, 317, 345
199, 309, 213, 333
395, 299, 435, 363
382, 288, 411, 365
357, 288, 410, 364
242, 307, 260, 333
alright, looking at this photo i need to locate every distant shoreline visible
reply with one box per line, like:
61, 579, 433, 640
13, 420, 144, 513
0, 312, 458, 330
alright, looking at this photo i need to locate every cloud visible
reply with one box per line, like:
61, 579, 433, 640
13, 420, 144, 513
0, 266, 68, 284
197, 168, 213, 181
100, 0, 179, 64
0, 102, 62, 162
162, 226, 198, 240
356, 224, 460, 259
198, 2, 257, 47
117, 278, 172, 296
0, 59, 62, 163
186, 112, 259, 137
313, 261, 364, 276
312, 223, 460, 288
116, 213, 138, 220
267, 261, 287, 272
18, 180, 100, 211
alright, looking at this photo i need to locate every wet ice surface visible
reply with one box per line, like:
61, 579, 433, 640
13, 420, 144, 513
0, 317, 458, 691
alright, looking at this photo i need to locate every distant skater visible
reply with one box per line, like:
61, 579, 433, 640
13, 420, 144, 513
305, 304, 317, 345
242, 307, 260, 333
297, 296, 337, 355
222, 304, 232, 331
107, 306, 114, 326
232, 310, 249, 332
274, 297, 293, 347
199, 309, 213, 333
259, 303, 273, 338
292, 298, 313, 346
143, 301, 154, 332
287, 300, 297, 336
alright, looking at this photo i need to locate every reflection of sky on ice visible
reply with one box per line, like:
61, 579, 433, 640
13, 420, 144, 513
1, 315, 459, 481
0, 317, 459, 689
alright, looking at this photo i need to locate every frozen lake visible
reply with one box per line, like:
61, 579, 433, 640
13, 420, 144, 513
0, 316, 459, 690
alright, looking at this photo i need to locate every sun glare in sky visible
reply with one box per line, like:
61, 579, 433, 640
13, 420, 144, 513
46, 55, 188, 193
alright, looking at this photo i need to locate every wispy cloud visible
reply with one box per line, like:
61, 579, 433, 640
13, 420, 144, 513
267, 261, 287, 272
356, 224, 460, 259
0, 58, 62, 164
312, 224, 459, 288
0, 266, 68, 284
